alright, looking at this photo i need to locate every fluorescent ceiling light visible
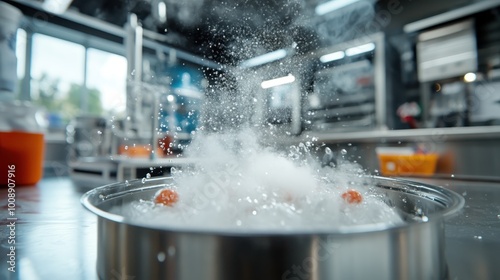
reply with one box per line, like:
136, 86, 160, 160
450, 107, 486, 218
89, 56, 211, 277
240, 49, 288, 68
43, 0, 73, 14
320, 51, 345, 63
315, 0, 361, 16
345, 42, 375, 56
261, 74, 296, 89
158, 2, 167, 24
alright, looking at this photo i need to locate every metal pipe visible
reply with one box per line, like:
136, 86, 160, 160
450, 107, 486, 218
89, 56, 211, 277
151, 91, 160, 160
125, 13, 143, 135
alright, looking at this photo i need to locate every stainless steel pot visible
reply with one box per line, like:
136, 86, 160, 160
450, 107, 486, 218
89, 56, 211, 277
81, 176, 464, 280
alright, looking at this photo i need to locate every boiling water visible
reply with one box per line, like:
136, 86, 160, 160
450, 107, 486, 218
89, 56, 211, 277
118, 129, 403, 232
114, 2, 403, 230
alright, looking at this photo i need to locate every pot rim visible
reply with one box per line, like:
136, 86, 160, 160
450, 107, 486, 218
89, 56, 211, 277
81, 175, 464, 236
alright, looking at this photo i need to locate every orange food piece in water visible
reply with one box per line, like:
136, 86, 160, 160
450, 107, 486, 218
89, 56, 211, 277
154, 188, 179, 206
341, 189, 363, 204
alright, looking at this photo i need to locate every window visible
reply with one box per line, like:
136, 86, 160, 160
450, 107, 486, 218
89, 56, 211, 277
18, 29, 127, 131
86, 48, 127, 118
30, 33, 85, 130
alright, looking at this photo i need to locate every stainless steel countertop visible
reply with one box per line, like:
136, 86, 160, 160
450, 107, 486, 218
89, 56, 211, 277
283, 126, 500, 144
413, 177, 500, 280
1, 176, 499, 279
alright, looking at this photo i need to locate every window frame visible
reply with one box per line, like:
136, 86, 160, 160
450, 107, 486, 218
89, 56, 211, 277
18, 18, 126, 113
18, 18, 127, 131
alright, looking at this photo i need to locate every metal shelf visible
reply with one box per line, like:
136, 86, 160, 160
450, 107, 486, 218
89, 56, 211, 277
404, 0, 500, 33
283, 125, 500, 144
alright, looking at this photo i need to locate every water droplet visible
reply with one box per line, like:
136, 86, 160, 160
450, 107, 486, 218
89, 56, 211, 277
252, 210, 257, 215
451, 174, 455, 178
497, 214, 500, 220
97, 131, 102, 135
157, 252, 166, 262
141, 177, 146, 184
98, 194, 105, 200
347, 143, 352, 146
146, 173, 151, 179
340, 149, 347, 155
462, 191, 467, 197
422, 216, 429, 222
124, 145, 129, 150
325, 147, 332, 155
474, 235, 482, 240
171, 167, 177, 174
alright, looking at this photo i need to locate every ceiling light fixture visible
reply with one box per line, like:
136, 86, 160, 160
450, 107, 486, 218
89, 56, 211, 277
261, 74, 296, 89
42, 0, 73, 14
240, 49, 288, 68
157, 1, 167, 24
345, 42, 375, 56
320, 51, 345, 63
315, 0, 361, 16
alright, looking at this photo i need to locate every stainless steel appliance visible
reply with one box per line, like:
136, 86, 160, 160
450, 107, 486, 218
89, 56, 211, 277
415, 19, 477, 128
304, 33, 401, 132
405, 2, 500, 128
416, 20, 478, 83
82, 176, 464, 280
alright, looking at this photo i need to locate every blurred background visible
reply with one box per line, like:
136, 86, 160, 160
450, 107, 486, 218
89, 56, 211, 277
1, 0, 500, 184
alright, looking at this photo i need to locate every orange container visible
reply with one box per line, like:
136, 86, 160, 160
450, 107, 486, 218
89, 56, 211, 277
118, 144, 163, 158
377, 153, 439, 176
0, 131, 45, 186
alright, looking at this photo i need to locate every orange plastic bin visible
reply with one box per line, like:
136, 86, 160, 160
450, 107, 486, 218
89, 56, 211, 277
0, 131, 45, 186
376, 147, 439, 177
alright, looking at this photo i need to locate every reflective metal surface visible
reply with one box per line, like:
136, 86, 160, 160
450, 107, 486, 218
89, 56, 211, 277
0, 178, 97, 280
81, 176, 463, 280
1, 177, 500, 279
415, 177, 500, 280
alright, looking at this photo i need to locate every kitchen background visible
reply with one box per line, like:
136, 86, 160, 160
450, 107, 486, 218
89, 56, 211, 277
2, 1, 500, 280
1, 0, 500, 185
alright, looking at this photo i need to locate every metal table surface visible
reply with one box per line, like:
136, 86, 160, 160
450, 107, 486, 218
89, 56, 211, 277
1, 176, 499, 280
